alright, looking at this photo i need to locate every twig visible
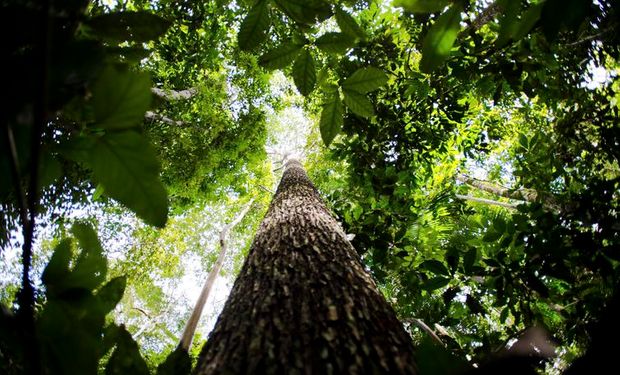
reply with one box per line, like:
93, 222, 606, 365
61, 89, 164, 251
406, 318, 445, 347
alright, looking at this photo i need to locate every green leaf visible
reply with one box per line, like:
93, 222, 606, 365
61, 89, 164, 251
89, 131, 168, 227
463, 248, 477, 275
335, 7, 366, 39
417, 337, 469, 374
393, 0, 451, 13
258, 42, 303, 70
87, 11, 171, 43
274, 0, 332, 25
342, 67, 388, 93
496, 0, 522, 46
238, 0, 271, 51
493, 217, 506, 233
292, 49, 316, 96
315, 32, 355, 54
482, 229, 502, 242
67, 223, 107, 291
513, 2, 544, 40
92, 65, 152, 130
319, 92, 343, 146
422, 276, 450, 291
420, 259, 450, 276
156, 347, 192, 375
343, 90, 375, 118
97, 276, 127, 315
419, 4, 463, 73
105, 326, 149, 375
41, 239, 73, 290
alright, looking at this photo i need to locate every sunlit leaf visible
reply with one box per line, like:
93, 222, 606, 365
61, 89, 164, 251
342, 67, 388, 93
238, 0, 271, 51
292, 49, 316, 96
419, 4, 462, 73
343, 89, 375, 118
92, 65, 152, 130
393, 0, 451, 13
320, 92, 343, 146
258, 42, 303, 70
89, 131, 168, 227
274, 0, 332, 25
315, 32, 355, 54
335, 7, 366, 39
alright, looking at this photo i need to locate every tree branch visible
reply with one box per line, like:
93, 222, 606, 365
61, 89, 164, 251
151, 87, 198, 101
405, 318, 445, 347
456, 174, 562, 212
456, 194, 519, 210
145, 111, 186, 126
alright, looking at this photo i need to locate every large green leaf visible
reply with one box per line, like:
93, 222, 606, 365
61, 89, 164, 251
90, 131, 168, 227
41, 239, 72, 290
393, 0, 451, 13
420, 259, 450, 276
335, 7, 366, 39
238, 0, 271, 51
64, 223, 108, 291
92, 65, 152, 130
342, 67, 388, 93
315, 32, 355, 54
496, 0, 522, 46
87, 11, 171, 43
422, 276, 451, 291
319, 92, 343, 146
419, 4, 462, 73
343, 89, 374, 118
105, 326, 149, 375
258, 42, 303, 70
292, 49, 316, 96
156, 347, 192, 375
97, 276, 127, 315
274, 0, 332, 25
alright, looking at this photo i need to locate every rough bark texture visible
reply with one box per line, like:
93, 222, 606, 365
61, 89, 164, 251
194, 160, 416, 374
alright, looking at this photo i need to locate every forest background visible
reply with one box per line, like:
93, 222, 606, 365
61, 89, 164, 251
1, 0, 619, 374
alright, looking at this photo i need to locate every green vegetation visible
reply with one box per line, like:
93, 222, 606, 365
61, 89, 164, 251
1, 0, 618, 373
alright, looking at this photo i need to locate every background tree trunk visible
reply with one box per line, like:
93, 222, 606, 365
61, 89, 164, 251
194, 159, 417, 374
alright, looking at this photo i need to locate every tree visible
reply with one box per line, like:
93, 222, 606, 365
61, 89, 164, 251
194, 159, 416, 374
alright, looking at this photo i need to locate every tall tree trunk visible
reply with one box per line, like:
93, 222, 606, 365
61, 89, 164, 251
194, 159, 416, 374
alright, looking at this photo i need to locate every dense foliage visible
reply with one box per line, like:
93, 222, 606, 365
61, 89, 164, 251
1, 0, 619, 374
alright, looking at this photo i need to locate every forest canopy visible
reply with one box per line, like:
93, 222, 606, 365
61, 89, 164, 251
1, 0, 619, 374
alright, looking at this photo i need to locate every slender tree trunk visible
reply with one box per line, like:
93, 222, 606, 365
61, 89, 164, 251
194, 159, 416, 374
179, 198, 255, 351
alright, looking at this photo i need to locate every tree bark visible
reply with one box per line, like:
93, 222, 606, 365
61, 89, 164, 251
179, 198, 255, 351
194, 159, 417, 374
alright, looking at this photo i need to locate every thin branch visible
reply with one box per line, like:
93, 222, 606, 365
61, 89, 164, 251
456, 194, 519, 210
405, 318, 445, 347
179, 198, 255, 350
151, 87, 198, 101
145, 111, 186, 126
